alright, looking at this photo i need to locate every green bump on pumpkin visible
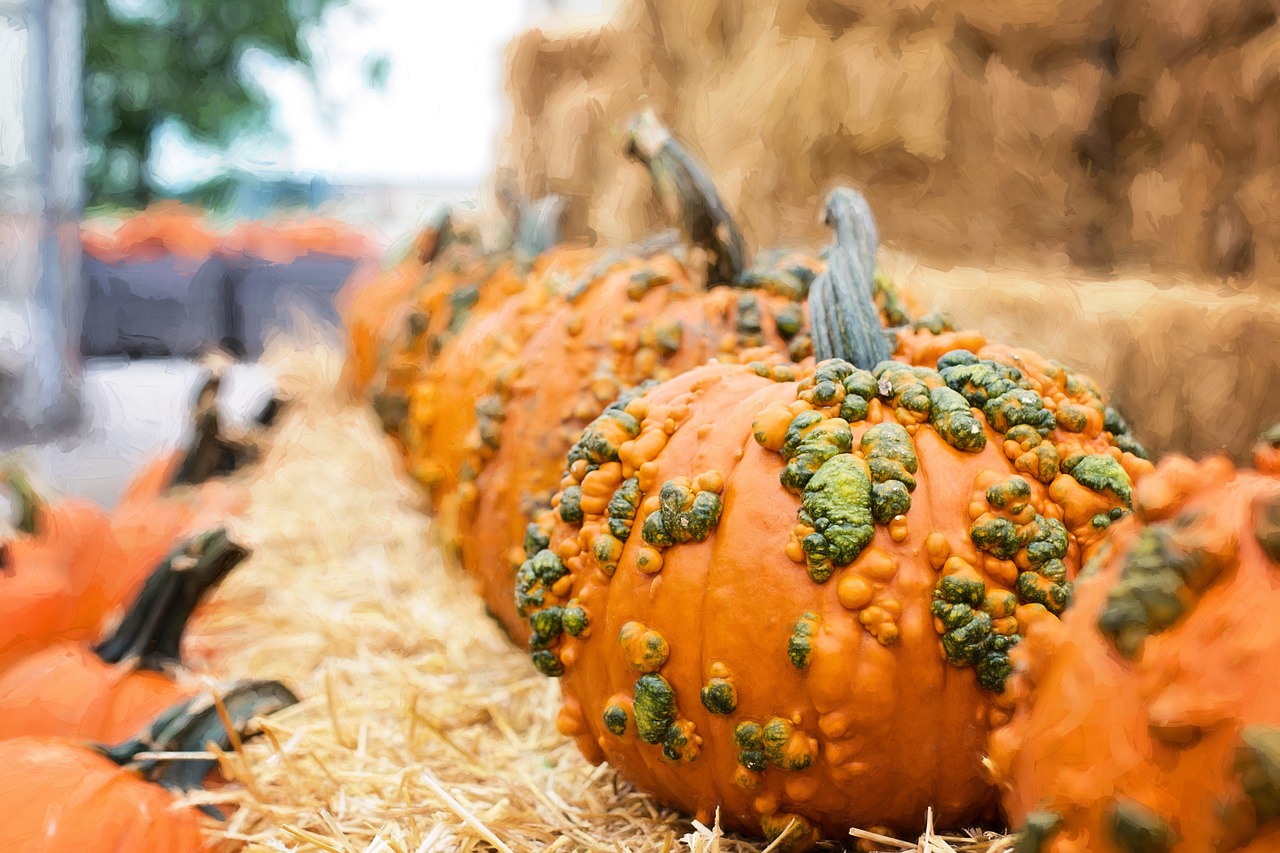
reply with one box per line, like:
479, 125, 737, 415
633, 674, 677, 744
607, 478, 641, 540
911, 312, 953, 335
515, 549, 568, 616
1098, 528, 1205, 658
642, 480, 725, 547
1092, 513, 1113, 530
871, 480, 911, 524
530, 649, 563, 677
603, 704, 629, 736
861, 422, 919, 491
1024, 516, 1069, 567
930, 386, 987, 451
984, 389, 1056, 437
1014, 811, 1064, 853
652, 319, 683, 356
700, 678, 738, 715
528, 606, 564, 650
1115, 434, 1152, 461
593, 533, 623, 576
661, 720, 700, 762
781, 410, 826, 457
798, 454, 875, 582
759, 812, 818, 853
842, 367, 879, 403
873, 269, 911, 327
787, 612, 818, 669
970, 515, 1023, 561
627, 268, 672, 300
1108, 798, 1177, 853
561, 603, 588, 637
523, 523, 550, 559
1054, 403, 1091, 433
559, 486, 584, 523
774, 303, 804, 341
781, 417, 854, 494
986, 476, 1033, 511
736, 293, 765, 348
932, 574, 1019, 692
568, 403, 643, 468
1016, 561, 1072, 615
1063, 453, 1134, 507
939, 355, 1021, 408
1104, 406, 1131, 436
873, 363, 934, 419
1237, 726, 1280, 823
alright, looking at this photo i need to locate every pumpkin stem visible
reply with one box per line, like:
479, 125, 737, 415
808, 187, 894, 369
0, 466, 40, 537
623, 107, 748, 286
171, 375, 258, 488
413, 203, 458, 266
513, 194, 569, 275
93, 529, 249, 672
103, 677, 298, 813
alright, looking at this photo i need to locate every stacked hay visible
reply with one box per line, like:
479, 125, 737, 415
499, 0, 1117, 270
886, 250, 1280, 463
501, 0, 1280, 284
1110, 0, 1280, 281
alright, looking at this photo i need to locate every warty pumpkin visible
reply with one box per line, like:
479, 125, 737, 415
0, 529, 249, 743
455, 114, 844, 643
988, 431, 1280, 853
515, 187, 1152, 848
0, 678, 297, 851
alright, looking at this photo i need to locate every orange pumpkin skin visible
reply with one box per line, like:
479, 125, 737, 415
0, 738, 211, 851
989, 440, 1280, 853
0, 643, 191, 743
0, 495, 121, 670
518, 327, 1150, 846
462, 252, 814, 642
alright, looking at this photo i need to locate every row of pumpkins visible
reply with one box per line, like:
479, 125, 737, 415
342, 110, 1280, 852
0, 380, 297, 849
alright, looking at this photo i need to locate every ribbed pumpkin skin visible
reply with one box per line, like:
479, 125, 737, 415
0, 738, 209, 851
989, 444, 1280, 853
463, 253, 811, 642
519, 326, 1151, 847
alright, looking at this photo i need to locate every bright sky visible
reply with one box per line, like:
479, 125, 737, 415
153, 0, 609, 190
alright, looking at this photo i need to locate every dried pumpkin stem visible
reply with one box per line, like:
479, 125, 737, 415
623, 107, 748, 285
809, 187, 894, 369
103, 678, 298, 809
92, 529, 250, 671
513, 194, 568, 275
0, 466, 40, 537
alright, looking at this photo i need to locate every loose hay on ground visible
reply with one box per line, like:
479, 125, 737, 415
178, 336, 1010, 852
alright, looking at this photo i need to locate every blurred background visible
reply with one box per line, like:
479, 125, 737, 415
2, 0, 1279, 504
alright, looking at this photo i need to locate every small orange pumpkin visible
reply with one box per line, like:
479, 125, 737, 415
988, 431, 1280, 853
0, 678, 297, 851
0, 530, 249, 743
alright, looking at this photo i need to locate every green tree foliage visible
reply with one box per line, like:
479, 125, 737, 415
83, 0, 345, 208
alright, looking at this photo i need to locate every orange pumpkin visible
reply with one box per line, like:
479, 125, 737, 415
0, 678, 297, 851
0, 530, 249, 743
515, 188, 1152, 847
0, 470, 126, 670
988, 432, 1280, 853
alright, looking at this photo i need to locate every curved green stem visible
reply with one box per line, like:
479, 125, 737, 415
93, 529, 250, 671
624, 108, 748, 285
2, 467, 40, 536
809, 187, 894, 369
513, 194, 568, 275
102, 677, 298, 816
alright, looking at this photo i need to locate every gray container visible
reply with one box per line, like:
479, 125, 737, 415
80, 252, 236, 358
224, 250, 360, 359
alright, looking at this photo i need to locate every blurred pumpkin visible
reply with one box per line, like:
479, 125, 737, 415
515, 188, 1152, 847
0, 529, 248, 743
0, 469, 128, 671
988, 431, 1280, 853
0, 678, 297, 851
